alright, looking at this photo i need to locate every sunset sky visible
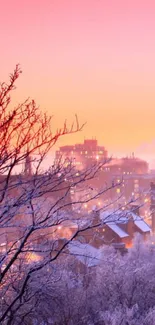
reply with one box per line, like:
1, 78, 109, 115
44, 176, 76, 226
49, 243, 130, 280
1, 0, 155, 165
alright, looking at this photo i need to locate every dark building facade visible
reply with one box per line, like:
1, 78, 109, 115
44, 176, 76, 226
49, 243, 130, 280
150, 182, 155, 233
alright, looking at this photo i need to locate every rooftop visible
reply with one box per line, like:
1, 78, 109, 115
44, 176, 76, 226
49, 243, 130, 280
68, 240, 102, 267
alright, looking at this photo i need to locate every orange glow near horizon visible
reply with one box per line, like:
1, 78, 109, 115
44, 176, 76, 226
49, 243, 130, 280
1, 1, 155, 165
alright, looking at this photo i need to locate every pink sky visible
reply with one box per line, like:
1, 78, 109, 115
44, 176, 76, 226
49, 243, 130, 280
1, 0, 155, 164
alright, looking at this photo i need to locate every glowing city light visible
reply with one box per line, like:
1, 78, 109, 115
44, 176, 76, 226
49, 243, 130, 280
26, 252, 42, 263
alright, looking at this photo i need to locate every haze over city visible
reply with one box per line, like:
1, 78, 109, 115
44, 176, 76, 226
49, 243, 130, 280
2, 1, 155, 324
1, 0, 155, 166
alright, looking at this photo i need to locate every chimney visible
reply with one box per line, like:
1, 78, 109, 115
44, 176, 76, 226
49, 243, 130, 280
92, 207, 100, 226
130, 204, 140, 216
127, 216, 134, 238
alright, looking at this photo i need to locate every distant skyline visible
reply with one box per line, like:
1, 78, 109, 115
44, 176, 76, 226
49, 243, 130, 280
1, 0, 155, 165
55, 137, 155, 169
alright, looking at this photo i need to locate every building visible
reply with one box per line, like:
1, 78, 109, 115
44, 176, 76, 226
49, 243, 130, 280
0, 155, 73, 248
150, 182, 155, 233
68, 240, 102, 268
101, 209, 150, 248
77, 205, 151, 249
55, 138, 108, 169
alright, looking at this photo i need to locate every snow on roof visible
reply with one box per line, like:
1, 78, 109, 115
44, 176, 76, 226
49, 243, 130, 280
130, 212, 142, 221
134, 220, 151, 233
107, 223, 129, 238
61, 220, 77, 228
100, 210, 129, 224
68, 241, 101, 267
100, 209, 150, 235
101, 209, 149, 223
130, 212, 150, 231
76, 219, 91, 228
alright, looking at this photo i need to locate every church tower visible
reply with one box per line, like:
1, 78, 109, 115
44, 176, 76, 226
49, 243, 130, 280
24, 154, 32, 176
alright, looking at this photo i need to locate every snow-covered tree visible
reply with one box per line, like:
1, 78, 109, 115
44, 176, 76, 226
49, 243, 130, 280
10, 237, 155, 325
0, 66, 120, 324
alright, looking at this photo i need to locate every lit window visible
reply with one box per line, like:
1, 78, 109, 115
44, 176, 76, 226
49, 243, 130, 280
116, 188, 120, 194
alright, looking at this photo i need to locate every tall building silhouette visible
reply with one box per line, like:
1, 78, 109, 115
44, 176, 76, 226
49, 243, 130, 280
56, 138, 108, 169
24, 154, 32, 176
